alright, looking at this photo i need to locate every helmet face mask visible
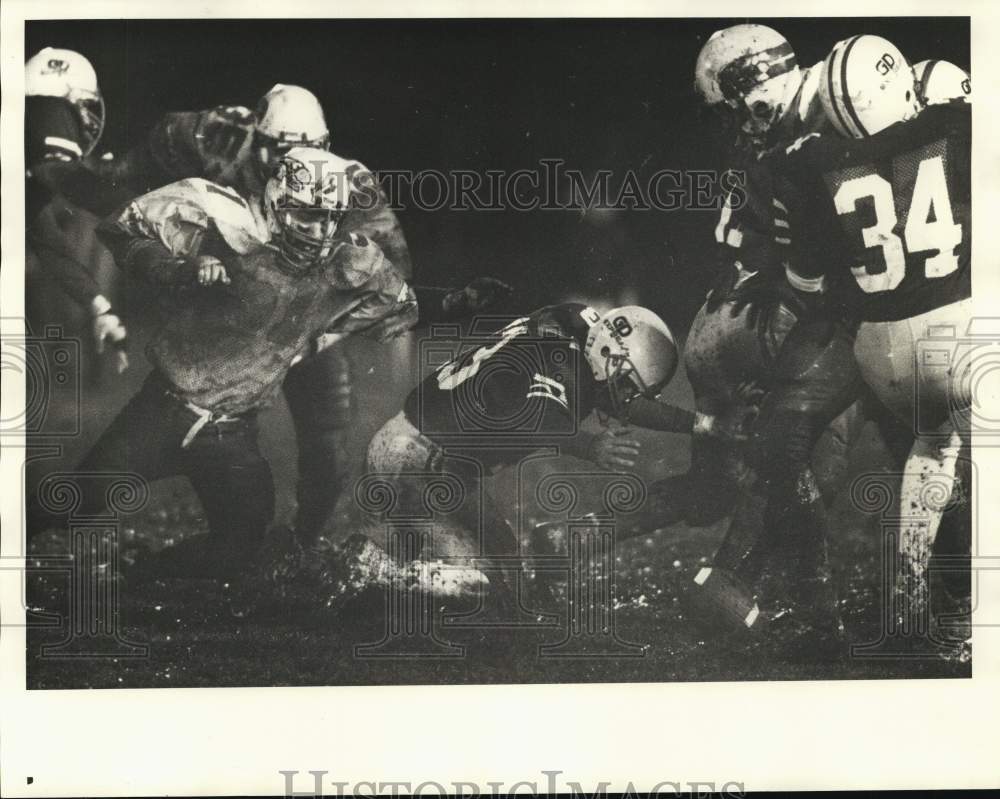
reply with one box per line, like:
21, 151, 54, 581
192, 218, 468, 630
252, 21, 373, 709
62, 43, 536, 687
252, 129, 331, 183
584, 306, 679, 421
73, 91, 105, 156
604, 352, 664, 421
272, 204, 343, 273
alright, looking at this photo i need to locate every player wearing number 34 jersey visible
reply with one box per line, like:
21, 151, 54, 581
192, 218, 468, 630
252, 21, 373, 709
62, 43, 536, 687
765, 36, 972, 628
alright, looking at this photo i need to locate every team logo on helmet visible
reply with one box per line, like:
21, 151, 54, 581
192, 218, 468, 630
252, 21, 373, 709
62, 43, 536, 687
44, 58, 70, 75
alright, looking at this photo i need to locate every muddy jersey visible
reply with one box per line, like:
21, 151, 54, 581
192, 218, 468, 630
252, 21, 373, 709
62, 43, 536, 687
403, 303, 602, 463
102, 104, 413, 277
98, 178, 417, 414
767, 104, 970, 322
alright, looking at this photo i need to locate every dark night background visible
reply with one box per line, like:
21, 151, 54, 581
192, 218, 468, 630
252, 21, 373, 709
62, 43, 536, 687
24, 19, 972, 687
27, 17, 970, 331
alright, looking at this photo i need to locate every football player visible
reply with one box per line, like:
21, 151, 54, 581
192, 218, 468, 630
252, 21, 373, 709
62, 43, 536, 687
94, 84, 509, 540
657, 25, 860, 536
769, 36, 971, 631
25, 47, 129, 372
682, 27, 944, 639
30, 148, 418, 580
336, 303, 753, 613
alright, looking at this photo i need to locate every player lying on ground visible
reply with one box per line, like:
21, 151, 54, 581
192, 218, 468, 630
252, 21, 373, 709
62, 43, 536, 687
305, 303, 755, 615
28, 148, 418, 583
90, 82, 511, 539
766, 36, 971, 638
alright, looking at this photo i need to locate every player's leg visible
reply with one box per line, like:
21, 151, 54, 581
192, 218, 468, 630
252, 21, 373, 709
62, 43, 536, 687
855, 298, 973, 627
181, 415, 276, 579
282, 345, 353, 542
697, 315, 862, 631
647, 298, 762, 528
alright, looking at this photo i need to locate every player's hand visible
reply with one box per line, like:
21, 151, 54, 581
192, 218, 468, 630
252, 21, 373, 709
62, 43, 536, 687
92, 308, 129, 374
693, 409, 752, 443
442, 276, 514, 317
589, 426, 641, 471
195, 255, 230, 286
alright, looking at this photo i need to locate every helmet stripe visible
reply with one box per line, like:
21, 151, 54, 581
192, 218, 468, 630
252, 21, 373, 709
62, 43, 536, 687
839, 35, 871, 137
917, 59, 940, 102
824, 43, 854, 138
718, 41, 797, 101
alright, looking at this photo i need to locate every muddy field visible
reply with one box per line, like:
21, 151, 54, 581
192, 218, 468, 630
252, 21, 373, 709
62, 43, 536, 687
23, 319, 971, 689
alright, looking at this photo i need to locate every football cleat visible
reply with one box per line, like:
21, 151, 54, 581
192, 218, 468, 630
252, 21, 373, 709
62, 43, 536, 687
819, 35, 921, 139
913, 59, 971, 106
25, 47, 105, 156
584, 306, 679, 419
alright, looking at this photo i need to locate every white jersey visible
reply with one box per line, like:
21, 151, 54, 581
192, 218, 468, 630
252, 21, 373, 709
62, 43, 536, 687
121, 177, 269, 258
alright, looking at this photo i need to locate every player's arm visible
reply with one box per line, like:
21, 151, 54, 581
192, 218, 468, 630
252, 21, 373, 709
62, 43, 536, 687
96, 181, 228, 288
410, 278, 515, 324
313, 236, 418, 352
91, 111, 208, 197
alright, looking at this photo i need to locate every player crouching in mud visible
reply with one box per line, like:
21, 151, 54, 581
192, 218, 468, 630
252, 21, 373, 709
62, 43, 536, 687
258, 303, 757, 633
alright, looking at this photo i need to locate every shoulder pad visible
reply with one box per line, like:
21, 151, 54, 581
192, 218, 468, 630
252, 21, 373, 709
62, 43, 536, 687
130, 178, 266, 255
327, 151, 378, 197
325, 233, 386, 289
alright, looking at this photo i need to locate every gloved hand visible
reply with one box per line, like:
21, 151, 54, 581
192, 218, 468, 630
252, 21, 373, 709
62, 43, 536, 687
90, 295, 129, 373
442, 276, 514, 317
588, 425, 641, 471
692, 381, 766, 443
194, 254, 230, 286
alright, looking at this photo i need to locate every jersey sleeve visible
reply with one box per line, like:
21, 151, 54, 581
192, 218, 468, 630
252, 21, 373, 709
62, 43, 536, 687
97, 178, 258, 287
327, 161, 412, 278
713, 161, 787, 276
320, 236, 418, 340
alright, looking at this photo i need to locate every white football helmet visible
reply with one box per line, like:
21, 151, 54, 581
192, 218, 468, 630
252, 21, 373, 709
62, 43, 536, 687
819, 35, 920, 139
25, 47, 105, 156
584, 307, 679, 418
694, 24, 801, 152
264, 147, 352, 272
253, 84, 330, 179
914, 59, 971, 106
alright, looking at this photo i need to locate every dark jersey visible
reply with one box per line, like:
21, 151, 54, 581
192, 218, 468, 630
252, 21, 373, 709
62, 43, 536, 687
403, 303, 602, 464
768, 105, 970, 322
25, 95, 121, 308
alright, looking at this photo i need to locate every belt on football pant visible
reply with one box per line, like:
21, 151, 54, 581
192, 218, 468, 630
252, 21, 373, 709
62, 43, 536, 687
160, 388, 251, 449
